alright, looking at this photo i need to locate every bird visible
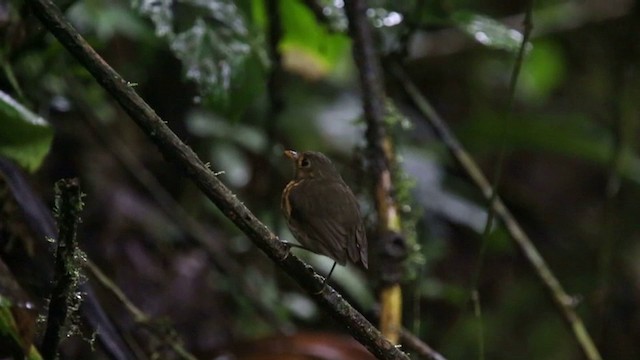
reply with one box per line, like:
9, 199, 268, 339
281, 150, 368, 278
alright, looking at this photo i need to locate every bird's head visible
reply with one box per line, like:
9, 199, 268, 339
284, 150, 340, 180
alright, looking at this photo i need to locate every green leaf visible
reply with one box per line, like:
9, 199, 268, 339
0, 91, 53, 172
520, 41, 566, 102
134, 0, 261, 95
0, 309, 42, 359
279, 0, 350, 79
453, 12, 524, 53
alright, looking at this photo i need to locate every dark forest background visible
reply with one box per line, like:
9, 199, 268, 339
1, 0, 640, 359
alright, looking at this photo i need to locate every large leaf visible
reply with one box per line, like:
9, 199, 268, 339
133, 0, 262, 93
453, 11, 525, 53
132, 0, 267, 119
277, 0, 350, 80
0, 91, 53, 172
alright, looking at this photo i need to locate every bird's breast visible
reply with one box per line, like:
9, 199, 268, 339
282, 179, 305, 218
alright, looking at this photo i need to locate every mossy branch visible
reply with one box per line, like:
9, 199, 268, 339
41, 178, 83, 360
345, 0, 406, 344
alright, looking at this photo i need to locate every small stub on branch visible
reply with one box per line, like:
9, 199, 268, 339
375, 230, 408, 286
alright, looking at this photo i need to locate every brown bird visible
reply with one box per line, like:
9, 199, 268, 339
281, 150, 368, 274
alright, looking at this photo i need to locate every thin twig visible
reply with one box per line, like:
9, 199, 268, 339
85, 260, 146, 323
406, 1, 632, 60
471, 5, 534, 359
471, 290, 485, 360
266, 0, 284, 138
26, 0, 408, 358
264, 0, 287, 234
85, 259, 198, 360
391, 63, 603, 360
400, 328, 447, 360
476, 6, 535, 279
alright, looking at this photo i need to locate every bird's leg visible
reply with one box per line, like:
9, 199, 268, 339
314, 261, 337, 294
279, 241, 337, 293
281, 242, 338, 281
324, 261, 337, 284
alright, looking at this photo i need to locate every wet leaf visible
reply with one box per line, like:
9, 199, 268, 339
133, 0, 261, 98
0, 90, 53, 172
453, 12, 525, 53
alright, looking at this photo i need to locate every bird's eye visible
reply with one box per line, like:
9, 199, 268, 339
300, 158, 311, 168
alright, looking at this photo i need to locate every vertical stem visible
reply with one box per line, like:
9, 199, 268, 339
344, 0, 404, 344
265, 0, 286, 233
344, 0, 389, 187
266, 0, 284, 135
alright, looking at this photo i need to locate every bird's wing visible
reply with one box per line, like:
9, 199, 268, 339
288, 180, 367, 267
348, 222, 368, 269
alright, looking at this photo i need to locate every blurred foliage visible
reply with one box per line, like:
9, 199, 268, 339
0, 256, 40, 359
0, 297, 40, 359
458, 111, 640, 182
1, 0, 640, 358
0, 90, 53, 172
277, 0, 350, 79
453, 11, 525, 52
519, 40, 566, 102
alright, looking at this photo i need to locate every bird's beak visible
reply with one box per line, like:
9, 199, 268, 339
284, 150, 298, 161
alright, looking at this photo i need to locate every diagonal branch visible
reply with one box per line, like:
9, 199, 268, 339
400, 328, 447, 360
390, 62, 602, 360
25, 0, 409, 359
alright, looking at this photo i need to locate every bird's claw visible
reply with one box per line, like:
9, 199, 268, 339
278, 240, 293, 261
